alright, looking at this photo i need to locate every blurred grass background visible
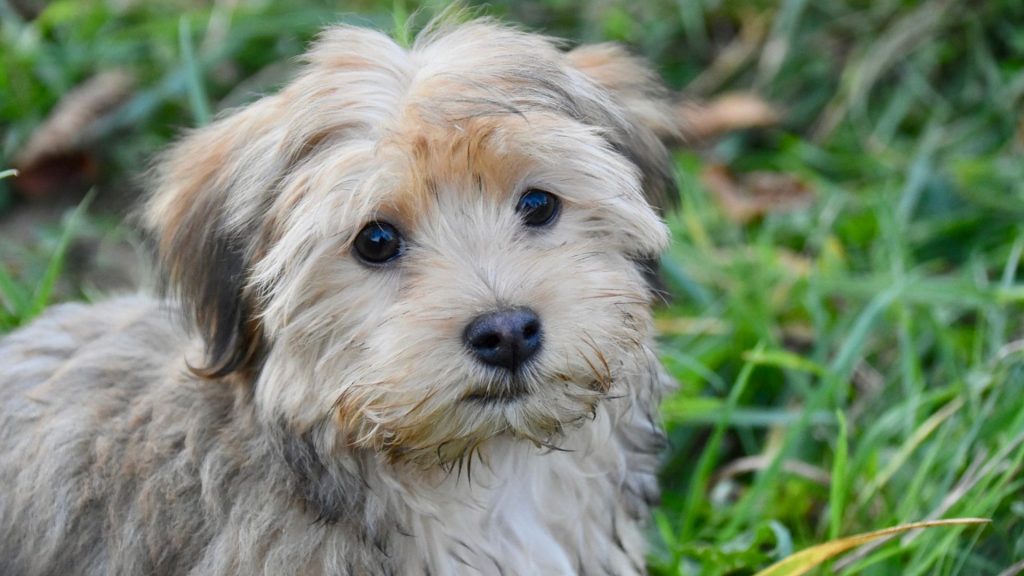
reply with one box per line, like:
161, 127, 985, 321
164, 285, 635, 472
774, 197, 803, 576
1, 0, 1023, 574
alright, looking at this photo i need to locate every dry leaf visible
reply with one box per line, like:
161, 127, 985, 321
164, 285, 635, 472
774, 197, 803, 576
701, 164, 814, 223
711, 455, 831, 487
654, 316, 730, 336
677, 92, 781, 142
754, 518, 990, 576
8, 0, 45, 19
14, 69, 134, 199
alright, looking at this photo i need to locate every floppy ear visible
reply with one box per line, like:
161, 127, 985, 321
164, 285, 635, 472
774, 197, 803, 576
144, 96, 288, 379
567, 43, 683, 213
567, 44, 690, 297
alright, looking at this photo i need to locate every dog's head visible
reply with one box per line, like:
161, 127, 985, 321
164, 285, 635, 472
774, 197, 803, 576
146, 20, 678, 465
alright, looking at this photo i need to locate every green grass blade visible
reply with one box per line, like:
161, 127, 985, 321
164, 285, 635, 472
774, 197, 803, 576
392, 0, 411, 47
179, 16, 212, 126
829, 280, 906, 403
0, 169, 27, 323
829, 410, 848, 541
28, 189, 96, 319
856, 397, 966, 507
0, 264, 30, 318
677, 341, 763, 542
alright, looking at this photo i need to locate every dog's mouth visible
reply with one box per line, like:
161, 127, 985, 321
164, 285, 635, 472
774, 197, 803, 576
461, 378, 531, 404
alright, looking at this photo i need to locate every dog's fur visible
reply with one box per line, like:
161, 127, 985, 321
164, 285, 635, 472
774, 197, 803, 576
0, 19, 684, 575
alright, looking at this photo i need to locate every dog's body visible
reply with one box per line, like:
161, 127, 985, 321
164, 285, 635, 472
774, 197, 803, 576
0, 19, 683, 575
0, 297, 669, 574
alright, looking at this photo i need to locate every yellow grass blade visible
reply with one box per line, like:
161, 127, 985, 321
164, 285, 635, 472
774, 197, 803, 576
754, 518, 990, 576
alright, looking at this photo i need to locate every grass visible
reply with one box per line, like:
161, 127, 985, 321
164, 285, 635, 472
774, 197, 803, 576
2, 0, 1023, 574
0, 171, 98, 330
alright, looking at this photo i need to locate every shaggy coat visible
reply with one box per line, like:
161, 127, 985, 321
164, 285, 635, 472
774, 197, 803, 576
0, 19, 683, 575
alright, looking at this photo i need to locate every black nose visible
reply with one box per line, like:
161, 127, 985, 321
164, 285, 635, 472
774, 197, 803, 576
464, 308, 542, 372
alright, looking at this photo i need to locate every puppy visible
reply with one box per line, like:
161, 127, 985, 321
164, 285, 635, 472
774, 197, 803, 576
0, 18, 686, 575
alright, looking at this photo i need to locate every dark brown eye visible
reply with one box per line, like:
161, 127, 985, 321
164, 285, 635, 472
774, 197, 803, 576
354, 221, 403, 265
516, 189, 560, 227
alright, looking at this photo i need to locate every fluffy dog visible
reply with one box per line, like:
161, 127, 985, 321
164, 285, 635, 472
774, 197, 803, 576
0, 17, 687, 575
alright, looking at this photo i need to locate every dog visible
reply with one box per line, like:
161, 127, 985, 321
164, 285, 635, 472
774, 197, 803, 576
0, 16, 688, 575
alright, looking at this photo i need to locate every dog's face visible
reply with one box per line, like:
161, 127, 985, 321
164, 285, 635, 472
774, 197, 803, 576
146, 21, 676, 465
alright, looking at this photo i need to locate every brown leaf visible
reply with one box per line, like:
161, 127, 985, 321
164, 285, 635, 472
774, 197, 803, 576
711, 455, 832, 487
10, 154, 99, 200
700, 164, 813, 223
755, 518, 990, 576
677, 92, 781, 142
13, 69, 134, 199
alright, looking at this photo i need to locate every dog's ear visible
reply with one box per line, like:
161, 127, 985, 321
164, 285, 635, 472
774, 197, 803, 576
144, 97, 288, 379
567, 43, 683, 213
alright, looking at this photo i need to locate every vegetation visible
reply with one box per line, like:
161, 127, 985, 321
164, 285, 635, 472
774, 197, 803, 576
2, 0, 1022, 573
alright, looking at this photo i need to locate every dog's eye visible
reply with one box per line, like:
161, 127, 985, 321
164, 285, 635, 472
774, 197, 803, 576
354, 221, 404, 265
516, 189, 560, 227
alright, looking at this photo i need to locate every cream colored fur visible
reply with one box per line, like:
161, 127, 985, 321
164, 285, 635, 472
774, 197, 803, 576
0, 17, 683, 575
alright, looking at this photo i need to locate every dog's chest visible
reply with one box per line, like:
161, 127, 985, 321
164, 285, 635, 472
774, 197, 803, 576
386, 425, 647, 575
